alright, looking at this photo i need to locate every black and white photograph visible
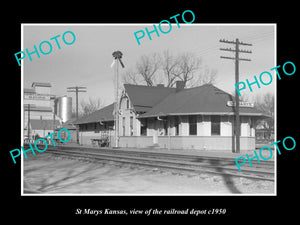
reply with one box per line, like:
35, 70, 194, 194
4, 4, 298, 221
21, 24, 276, 195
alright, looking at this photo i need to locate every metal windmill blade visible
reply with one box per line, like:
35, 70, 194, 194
112, 50, 125, 68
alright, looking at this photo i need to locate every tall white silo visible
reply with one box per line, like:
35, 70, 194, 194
55, 96, 72, 123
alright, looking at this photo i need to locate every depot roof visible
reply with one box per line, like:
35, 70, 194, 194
134, 84, 267, 118
73, 83, 268, 125
124, 84, 175, 112
73, 103, 114, 125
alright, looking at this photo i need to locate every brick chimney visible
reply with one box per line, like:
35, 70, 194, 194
176, 81, 185, 92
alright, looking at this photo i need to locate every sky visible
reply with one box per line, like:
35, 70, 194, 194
22, 24, 275, 109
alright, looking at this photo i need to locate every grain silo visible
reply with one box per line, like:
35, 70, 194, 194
55, 96, 72, 123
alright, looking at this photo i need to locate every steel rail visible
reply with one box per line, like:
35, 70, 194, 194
45, 147, 274, 182
54, 145, 275, 167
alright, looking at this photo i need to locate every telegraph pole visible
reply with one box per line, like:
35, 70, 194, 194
50, 95, 57, 133
28, 104, 30, 141
24, 104, 35, 143
67, 86, 87, 144
220, 38, 252, 153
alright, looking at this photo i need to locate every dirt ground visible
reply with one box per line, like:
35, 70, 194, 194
23, 153, 275, 195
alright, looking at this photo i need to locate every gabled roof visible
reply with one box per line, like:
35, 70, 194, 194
72, 84, 268, 125
60, 117, 78, 130
124, 84, 175, 112
138, 84, 266, 118
73, 103, 114, 125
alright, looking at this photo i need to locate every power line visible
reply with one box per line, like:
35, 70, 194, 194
190, 30, 273, 59
239, 31, 274, 42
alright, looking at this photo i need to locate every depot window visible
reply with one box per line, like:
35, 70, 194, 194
211, 115, 220, 135
189, 115, 197, 135
163, 119, 168, 136
140, 119, 147, 136
130, 116, 133, 136
127, 98, 130, 109
122, 117, 125, 136
174, 116, 179, 136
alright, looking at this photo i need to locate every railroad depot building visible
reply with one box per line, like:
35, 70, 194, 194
74, 82, 268, 151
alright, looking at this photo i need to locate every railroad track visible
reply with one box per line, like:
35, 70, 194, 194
99, 148, 274, 169
43, 146, 275, 182
53, 145, 275, 167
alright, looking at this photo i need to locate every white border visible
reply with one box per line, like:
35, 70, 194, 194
21, 24, 24, 194
21, 23, 277, 196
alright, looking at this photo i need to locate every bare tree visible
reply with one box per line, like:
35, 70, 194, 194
167, 52, 218, 87
229, 91, 250, 102
160, 50, 181, 87
174, 52, 201, 87
122, 50, 217, 88
136, 53, 160, 86
255, 93, 274, 116
79, 97, 104, 116
254, 92, 274, 140
122, 68, 140, 85
191, 65, 218, 87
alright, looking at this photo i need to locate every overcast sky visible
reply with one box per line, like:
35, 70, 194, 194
23, 24, 275, 108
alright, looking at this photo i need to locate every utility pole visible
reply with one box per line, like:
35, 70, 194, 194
27, 104, 31, 141
28, 104, 30, 141
50, 95, 57, 133
220, 38, 252, 153
24, 104, 35, 143
67, 86, 87, 144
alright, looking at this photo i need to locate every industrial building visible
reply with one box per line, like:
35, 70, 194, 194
23, 82, 76, 142
74, 82, 268, 151
24, 82, 57, 139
